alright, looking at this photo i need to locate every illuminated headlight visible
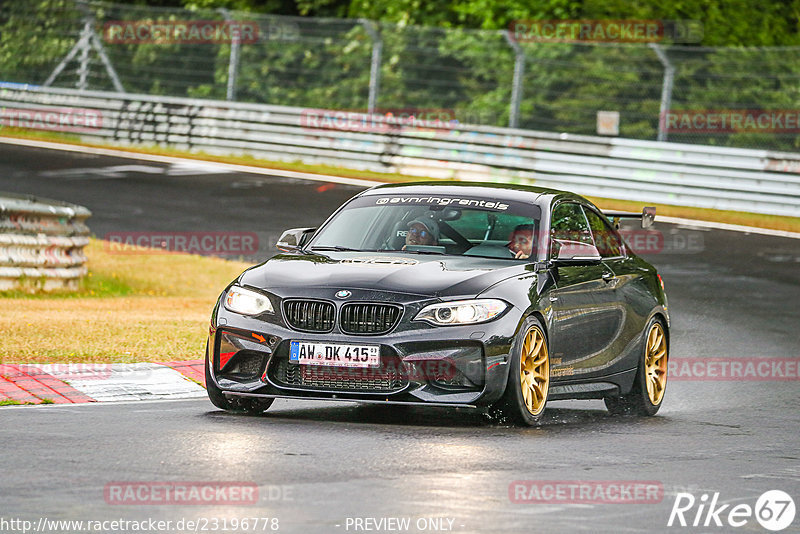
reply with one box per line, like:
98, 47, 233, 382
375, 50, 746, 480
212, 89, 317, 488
223, 286, 274, 316
414, 299, 508, 326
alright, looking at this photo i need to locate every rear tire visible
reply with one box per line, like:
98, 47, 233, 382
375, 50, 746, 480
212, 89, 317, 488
605, 317, 668, 416
494, 317, 550, 426
205, 344, 273, 414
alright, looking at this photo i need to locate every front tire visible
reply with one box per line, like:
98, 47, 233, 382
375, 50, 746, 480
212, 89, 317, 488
605, 317, 668, 416
494, 317, 550, 426
205, 344, 273, 415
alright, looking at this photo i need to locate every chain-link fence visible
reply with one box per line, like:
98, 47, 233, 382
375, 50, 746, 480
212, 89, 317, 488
2, 0, 800, 152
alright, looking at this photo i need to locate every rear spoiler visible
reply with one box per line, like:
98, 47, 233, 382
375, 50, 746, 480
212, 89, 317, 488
603, 207, 656, 229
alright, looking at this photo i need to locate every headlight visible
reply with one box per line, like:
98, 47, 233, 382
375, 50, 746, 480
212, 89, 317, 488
414, 299, 508, 326
223, 286, 274, 316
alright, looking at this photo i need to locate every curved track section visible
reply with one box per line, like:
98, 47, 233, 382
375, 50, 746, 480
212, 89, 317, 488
1, 141, 798, 533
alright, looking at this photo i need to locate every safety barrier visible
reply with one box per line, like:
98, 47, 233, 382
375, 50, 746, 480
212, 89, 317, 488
1, 84, 799, 217
0, 192, 91, 291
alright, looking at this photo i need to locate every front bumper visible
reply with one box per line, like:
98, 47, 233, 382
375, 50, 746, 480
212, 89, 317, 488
207, 302, 519, 407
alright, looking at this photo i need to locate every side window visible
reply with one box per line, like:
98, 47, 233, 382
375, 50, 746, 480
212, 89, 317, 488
583, 208, 625, 258
549, 202, 593, 258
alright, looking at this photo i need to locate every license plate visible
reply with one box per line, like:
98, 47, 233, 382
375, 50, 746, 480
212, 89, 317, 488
289, 341, 380, 368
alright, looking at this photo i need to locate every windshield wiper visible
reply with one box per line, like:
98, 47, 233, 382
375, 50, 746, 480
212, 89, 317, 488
310, 246, 366, 252
403, 249, 446, 255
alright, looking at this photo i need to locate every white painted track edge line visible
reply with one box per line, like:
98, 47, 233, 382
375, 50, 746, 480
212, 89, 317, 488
657, 215, 800, 239
0, 136, 378, 187
0, 397, 209, 409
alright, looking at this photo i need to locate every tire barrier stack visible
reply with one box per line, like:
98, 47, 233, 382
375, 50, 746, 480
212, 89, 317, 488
0, 193, 91, 291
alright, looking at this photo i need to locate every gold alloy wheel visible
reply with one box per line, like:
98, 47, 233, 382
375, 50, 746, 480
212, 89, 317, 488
520, 327, 550, 416
645, 322, 668, 405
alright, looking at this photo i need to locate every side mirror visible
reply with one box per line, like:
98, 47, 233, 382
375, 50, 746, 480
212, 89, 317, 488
551, 240, 602, 266
608, 206, 656, 229
276, 227, 316, 251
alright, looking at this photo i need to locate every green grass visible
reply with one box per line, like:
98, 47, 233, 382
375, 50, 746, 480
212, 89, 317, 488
0, 239, 252, 363
0, 272, 134, 299
0, 399, 51, 406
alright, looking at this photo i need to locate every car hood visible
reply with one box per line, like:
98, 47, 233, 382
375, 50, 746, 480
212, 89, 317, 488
238, 251, 529, 298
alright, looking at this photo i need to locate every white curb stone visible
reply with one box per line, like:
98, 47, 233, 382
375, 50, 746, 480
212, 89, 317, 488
37, 363, 206, 402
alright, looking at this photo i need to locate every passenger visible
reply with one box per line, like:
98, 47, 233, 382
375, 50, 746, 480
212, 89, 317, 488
508, 224, 534, 259
404, 217, 440, 248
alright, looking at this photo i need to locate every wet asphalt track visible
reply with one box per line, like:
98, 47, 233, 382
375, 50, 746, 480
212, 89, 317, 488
1, 141, 799, 533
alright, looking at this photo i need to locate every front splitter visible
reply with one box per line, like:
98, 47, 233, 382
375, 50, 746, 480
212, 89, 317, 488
223, 391, 478, 409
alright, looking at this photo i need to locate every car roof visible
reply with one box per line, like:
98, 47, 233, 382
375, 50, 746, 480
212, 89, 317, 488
359, 181, 587, 207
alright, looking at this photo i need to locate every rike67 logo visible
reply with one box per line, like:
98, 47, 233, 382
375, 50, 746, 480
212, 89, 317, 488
668, 490, 796, 531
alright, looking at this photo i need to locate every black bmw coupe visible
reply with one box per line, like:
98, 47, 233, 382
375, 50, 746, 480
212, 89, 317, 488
206, 182, 669, 425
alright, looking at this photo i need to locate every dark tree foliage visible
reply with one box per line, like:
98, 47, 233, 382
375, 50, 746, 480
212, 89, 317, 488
106, 0, 800, 46
2, 0, 799, 150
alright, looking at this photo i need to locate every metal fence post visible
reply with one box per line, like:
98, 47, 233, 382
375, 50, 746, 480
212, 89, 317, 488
44, 22, 90, 89
361, 20, 382, 114
43, 0, 124, 92
503, 30, 525, 129
651, 43, 675, 142
77, 22, 90, 91
220, 9, 240, 101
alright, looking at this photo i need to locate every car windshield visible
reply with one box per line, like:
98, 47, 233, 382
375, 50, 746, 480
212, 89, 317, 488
308, 193, 542, 260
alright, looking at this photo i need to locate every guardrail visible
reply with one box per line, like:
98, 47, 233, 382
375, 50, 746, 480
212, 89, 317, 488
2, 84, 799, 217
0, 192, 91, 291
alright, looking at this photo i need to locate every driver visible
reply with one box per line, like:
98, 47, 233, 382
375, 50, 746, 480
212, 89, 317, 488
404, 217, 440, 248
508, 224, 534, 259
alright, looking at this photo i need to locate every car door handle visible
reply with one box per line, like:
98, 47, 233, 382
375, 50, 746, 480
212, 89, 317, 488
602, 271, 615, 282
549, 295, 558, 302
